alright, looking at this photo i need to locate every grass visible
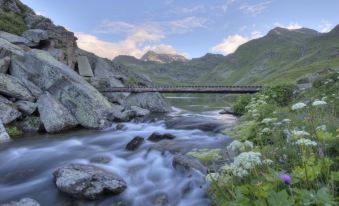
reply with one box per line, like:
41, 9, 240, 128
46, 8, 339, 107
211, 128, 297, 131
0, 9, 27, 35
5, 125, 23, 137
206, 72, 339, 205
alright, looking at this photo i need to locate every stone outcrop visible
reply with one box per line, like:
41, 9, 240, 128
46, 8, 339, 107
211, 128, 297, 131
15, 100, 37, 115
37, 93, 78, 133
0, 38, 24, 58
53, 164, 127, 200
0, 31, 29, 45
0, 56, 10, 73
22, 29, 48, 45
0, 95, 21, 124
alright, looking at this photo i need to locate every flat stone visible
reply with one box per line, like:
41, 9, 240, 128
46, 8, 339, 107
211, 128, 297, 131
148, 132, 176, 142
0, 31, 30, 45
126, 136, 144, 151
53, 164, 127, 200
0, 198, 40, 206
77, 56, 93, 77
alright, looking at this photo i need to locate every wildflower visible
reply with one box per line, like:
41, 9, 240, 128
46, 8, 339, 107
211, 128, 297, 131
291, 102, 306, 110
279, 174, 292, 185
262, 128, 271, 134
205, 173, 220, 182
282, 119, 291, 123
227, 140, 245, 153
261, 118, 273, 124
263, 159, 273, 165
244, 141, 254, 149
295, 138, 317, 146
316, 125, 327, 131
222, 152, 262, 177
292, 130, 310, 138
312, 100, 327, 106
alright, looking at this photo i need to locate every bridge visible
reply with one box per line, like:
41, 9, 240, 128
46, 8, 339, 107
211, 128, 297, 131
98, 86, 263, 94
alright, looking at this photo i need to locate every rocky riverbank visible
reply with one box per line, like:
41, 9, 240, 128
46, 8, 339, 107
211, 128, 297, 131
0, 0, 171, 143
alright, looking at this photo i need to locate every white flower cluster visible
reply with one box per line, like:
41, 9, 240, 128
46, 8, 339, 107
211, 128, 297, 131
261, 127, 271, 134
263, 159, 273, 165
295, 138, 317, 147
291, 102, 306, 110
316, 125, 327, 131
261, 118, 274, 124
292, 130, 310, 138
222, 152, 262, 177
227, 140, 254, 154
245, 95, 269, 119
312, 100, 327, 106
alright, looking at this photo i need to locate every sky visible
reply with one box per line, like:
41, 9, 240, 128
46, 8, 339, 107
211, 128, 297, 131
21, 0, 339, 59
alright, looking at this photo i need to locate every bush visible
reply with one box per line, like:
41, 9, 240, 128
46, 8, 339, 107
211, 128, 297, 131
0, 9, 27, 35
263, 84, 295, 106
232, 94, 251, 115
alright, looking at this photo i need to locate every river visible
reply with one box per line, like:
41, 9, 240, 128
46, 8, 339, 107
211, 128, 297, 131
0, 94, 237, 206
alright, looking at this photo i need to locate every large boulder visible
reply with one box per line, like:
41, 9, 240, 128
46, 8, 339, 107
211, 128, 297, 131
0, 120, 10, 143
0, 31, 30, 45
15, 100, 37, 115
0, 56, 10, 73
22, 29, 48, 45
0, 38, 24, 58
124, 93, 171, 113
0, 73, 35, 101
10, 50, 114, 129
53, 164, 127, 200
76, 56, 93, 77
37, 93, 78, 133
0, 198, 40, 206
0, 95, 21, 124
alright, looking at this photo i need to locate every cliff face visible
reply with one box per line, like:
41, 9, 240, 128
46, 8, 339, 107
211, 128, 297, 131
0, 0, 171, 141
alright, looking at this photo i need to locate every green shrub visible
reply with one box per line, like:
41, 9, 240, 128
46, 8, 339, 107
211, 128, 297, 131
126, 77, 138, 86
232, 94, 251, 115
0, 9, 27, 35
5, 125, 23, 137
263, 84, 295, 106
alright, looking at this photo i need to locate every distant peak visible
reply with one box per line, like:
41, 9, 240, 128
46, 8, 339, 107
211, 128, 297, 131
141, 50, 188, 64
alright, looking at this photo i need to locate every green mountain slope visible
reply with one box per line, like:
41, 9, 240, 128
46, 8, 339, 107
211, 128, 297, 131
114, 26, 339, 86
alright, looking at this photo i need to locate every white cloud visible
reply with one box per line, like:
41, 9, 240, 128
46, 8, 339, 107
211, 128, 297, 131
75, 31, 180, 59
211, 32, 263, 55
274, 22, 303, 30
319, 21, 333, 33
169, 16, 207, 33
240, 1, 271, 16
96, 21, 135, 34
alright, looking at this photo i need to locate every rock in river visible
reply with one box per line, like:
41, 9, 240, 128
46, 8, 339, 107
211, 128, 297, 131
0, 120, 10, 143
126, 136, 144, 151
53, 164, 127, 200
148, 132, 176, 142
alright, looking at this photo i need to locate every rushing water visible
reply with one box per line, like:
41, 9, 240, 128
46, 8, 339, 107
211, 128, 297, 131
0, 95, 237, 206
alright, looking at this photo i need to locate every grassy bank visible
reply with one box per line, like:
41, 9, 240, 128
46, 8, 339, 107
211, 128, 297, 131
207, 72, 339, 205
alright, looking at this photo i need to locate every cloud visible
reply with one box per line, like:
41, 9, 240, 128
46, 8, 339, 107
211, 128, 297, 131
75, 31, 180, 59
319, 20, 333, 33
211, 32, 263, 55
169, 16, 207, 33
240, 1, 271, 16
96, 21, 135, 34
274, 22, 303, 30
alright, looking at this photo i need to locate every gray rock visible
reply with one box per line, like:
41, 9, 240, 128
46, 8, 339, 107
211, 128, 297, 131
0, 198, 40, 206
283, 129, 292, 140
90, 155, 112, 164
0, 38, 24, 58
22, 29, 48, 44
0, 95, 21, 124
77, 56, 93, 77
126, 136, 144, 151
37, 93, 78, 133
53, 164, 127, 200
148, 132, 176, 142
172, 154, 206, 174
0, 56, 10, 73
0, 31, 30, 45
16, 116, 41, 133
131, 106, 150, 117
111, 109, 136, 122
15, 100, 37, 115
0, 73, 35, 101
93, 58, 115, 77
0, 120, 10, 143
11, 50, 114, 129
124, 93, 171, 113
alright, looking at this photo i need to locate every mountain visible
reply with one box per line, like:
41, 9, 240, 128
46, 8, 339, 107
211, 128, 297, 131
115, 26, 339, 85
140, 51, 188, 63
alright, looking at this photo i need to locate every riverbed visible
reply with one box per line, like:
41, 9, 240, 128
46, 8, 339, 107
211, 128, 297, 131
0, 95, 237, 206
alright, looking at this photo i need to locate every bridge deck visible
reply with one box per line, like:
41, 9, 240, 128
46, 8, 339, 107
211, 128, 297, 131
99, 86, 262, 93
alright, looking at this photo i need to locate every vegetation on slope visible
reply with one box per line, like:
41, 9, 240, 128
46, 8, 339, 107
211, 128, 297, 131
207, 72, 339, 205
0, 8, 27, 35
